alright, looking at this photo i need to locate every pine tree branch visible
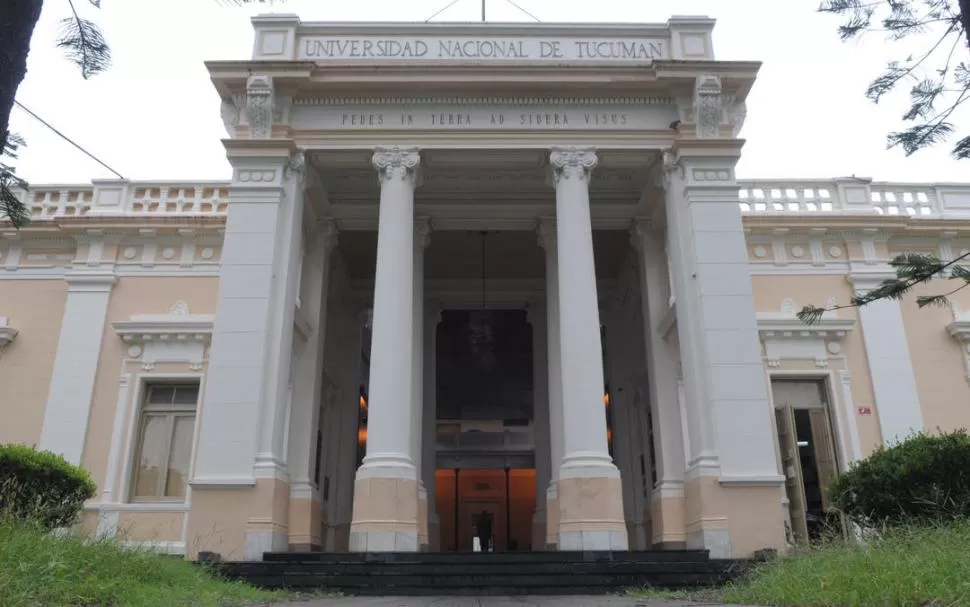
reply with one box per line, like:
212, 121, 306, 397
798, 250, 970, 323
57, 0, 110, 79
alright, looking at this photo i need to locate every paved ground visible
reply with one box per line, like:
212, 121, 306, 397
270, 597, 742, 607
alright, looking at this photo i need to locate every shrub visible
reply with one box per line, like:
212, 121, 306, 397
0, 443, 96, 529
830, 430, 970, 526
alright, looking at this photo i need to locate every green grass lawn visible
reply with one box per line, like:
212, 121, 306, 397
0, 520, 291, 607
630, 521, 970, 606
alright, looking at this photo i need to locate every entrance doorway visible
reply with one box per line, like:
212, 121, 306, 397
771, 379, 841, 544
436, 468, 536, 552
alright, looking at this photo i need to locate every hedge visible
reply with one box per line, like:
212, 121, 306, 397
0, 444, 96, 529
829, 430, 970, 526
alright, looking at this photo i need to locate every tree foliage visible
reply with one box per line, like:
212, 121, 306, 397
819, 0, 970, 159
0, 0, 279, 228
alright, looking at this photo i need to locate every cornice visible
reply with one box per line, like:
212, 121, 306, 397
757, 315, 855, 340
293, 20, 691, 37
112, 316, 214, 344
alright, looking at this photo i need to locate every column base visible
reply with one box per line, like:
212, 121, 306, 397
417, 485, 429, 551
556, 457, 628, 551
186, 478, 290, 561
287, 491, 322, 551
545, 484, 558, 550
428, 512, 441, 551
684, 473, 786, 559
245, 527, 288, 560
532, 508, 547, 552
650, 481, 687, 549
348, 457, 420, 552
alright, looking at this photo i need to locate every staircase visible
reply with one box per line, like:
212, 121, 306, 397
217, 550, 743, 596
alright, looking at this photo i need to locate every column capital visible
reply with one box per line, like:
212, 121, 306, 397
536, 217, 556, 250
549, 146, 597, 184
415, 217, 432, 249
373, 146, 421, 186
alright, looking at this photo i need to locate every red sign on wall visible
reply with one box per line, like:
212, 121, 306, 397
857, 406, 872, 416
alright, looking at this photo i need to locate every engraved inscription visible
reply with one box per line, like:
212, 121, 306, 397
334, 109, 630, 130
299, 35, 667, 62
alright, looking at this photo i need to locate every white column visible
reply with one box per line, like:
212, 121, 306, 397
288, 223, 338, 498
664, 144, 784, 556
422, 303, 442, 550
412, 219, 430, 549
528, 301, 551, 550
537, 219, 564, 549
549, 146, 628, 551
193, 143, 305, 488
851, 271, 924, 443
349, 146, 421, 552
287, 222, 338, 549
40, 269, 117, 464
630, 222, 686, 499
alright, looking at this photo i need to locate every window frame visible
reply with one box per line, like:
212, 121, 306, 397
129, 381, 200, 503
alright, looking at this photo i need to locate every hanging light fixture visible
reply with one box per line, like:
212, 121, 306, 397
468, 231, 495, 368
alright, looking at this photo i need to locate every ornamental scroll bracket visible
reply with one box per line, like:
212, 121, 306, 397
693, 74, 724, 139
245, 75, 275, 140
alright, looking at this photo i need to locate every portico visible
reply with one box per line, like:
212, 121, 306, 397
182, 16, 787, 561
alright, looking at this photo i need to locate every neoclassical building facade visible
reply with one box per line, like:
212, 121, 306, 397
3, 16, 970, 561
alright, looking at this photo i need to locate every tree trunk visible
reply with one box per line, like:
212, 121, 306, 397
960, 0, 970, 51
0, 0, 44, 149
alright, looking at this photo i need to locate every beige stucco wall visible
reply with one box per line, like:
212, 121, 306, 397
898, 283, 970, 433
117, 511, 185, 543
81, 276, 219, 492
0, 279, 68, 446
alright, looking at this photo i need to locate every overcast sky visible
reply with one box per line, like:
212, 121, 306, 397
9, 0, 969, 184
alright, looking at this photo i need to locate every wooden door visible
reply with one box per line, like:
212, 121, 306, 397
776, 406, 809, 544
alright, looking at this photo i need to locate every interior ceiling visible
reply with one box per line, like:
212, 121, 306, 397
338, 228, 630, 281
311, 148, 656, 204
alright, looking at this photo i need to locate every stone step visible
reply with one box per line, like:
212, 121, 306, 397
261, 549, 712, 564
224, 560, 731, 576
215, 550, 741, 595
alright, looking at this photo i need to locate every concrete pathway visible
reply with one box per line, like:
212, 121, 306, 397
270, 597, 743, 607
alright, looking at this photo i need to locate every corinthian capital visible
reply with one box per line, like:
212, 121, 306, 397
373, 146, 421, 186
549, 146, 597, 184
